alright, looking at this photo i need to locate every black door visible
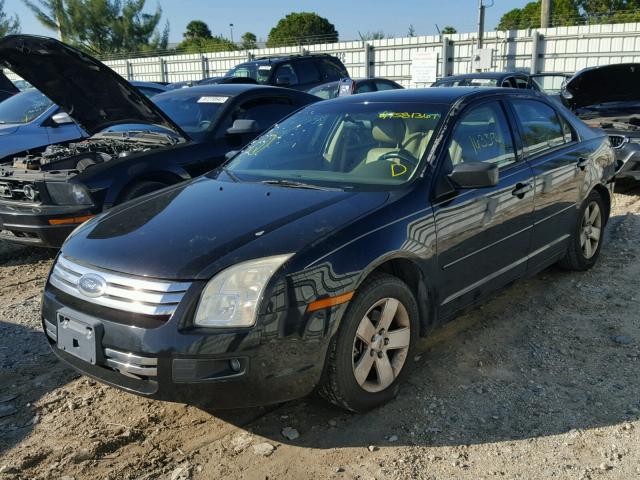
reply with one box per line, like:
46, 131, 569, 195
432, 100, 536, 317
507, 98, 588, 270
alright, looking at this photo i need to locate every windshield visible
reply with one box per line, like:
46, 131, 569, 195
0, 89, 53, 124
152, 93, 227, 141
226, 102, 447, 190
225, 62, 271, 84
434, 78, 499, 87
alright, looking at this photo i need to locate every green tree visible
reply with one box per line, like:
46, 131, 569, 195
0, 0, 20, 36
497, 0, 582, 29
266, 12, 338, 47
241, 31, 257, 49
178, 36, 236, 53
24, 0, 169, 54
183, 20, 211, 40
578, 0, 640, 22
22, 0, 69, 40
407, 24, 416, 37
441, 25, 457, 34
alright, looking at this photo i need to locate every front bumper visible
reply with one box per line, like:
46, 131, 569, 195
613, 142, 640, 181
42, 283, 345, 408
0, 201, 95, 247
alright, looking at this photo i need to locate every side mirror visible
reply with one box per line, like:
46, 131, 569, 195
51, 112, 74, 126
275, 75, 291, 86
226, 119, 261, 135
448, 162, 499, 189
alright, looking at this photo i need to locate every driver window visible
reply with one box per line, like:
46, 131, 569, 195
274, 63, 299, 86
446, 102, 516, 170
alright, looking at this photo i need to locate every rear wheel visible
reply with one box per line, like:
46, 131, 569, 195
558, 190, 606, 271
119, 181, 168, 203
318, 274, 418, 412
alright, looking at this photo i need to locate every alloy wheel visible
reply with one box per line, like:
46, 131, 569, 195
351, 297, 411, 393
580, 201, 602, 259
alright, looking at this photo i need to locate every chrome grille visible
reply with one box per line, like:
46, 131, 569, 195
104, 348, 157, 378
0, 180, 39, 202
49, 256, 191, 316
609, 135, 627, 149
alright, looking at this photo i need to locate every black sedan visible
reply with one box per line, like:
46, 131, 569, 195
0, 35, 317, 247
43, 87, 615, 412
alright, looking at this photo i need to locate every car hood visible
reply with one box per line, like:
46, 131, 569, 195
62, 172, 389, 280
562, 63, 640, 109
0, 35, 187, 139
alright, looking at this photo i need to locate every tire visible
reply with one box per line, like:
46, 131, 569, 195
119, 181, 168, 203
558, 190, 606, 271
317, 273, 419, 412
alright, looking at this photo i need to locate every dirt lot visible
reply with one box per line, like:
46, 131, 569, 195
1, 186, 639, 480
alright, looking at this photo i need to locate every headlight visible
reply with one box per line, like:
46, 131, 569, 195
194, 254, 293, 328
46, 182, 92, 205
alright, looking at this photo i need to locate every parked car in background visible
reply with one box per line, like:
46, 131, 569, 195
0, 70, 18, 102
0, 81, 166, 163
433, 71, 568, 93
129, 81, 168, 98
308, 77, 403, 99
42, 87, 615, 411
561, 63, 640, 181
0, 88, 86, 162
0, 35, 318, 247
223, 54, 349, 91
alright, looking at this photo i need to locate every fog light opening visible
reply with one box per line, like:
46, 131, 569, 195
229, 358, 241, 372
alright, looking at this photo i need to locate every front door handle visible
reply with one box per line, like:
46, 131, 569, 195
512, 182, 533, 198
577, 157, 589, 170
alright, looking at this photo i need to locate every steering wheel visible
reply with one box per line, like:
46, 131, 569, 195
378, 150, 418, 168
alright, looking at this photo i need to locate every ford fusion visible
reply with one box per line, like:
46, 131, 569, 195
0, 35, 316, 247
43, 88, 615, 411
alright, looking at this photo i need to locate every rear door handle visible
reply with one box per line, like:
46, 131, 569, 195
512, 182, 533, 198
577, 157, 589, 169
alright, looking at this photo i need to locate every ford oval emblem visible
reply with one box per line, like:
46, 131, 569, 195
77, 273, 107, 298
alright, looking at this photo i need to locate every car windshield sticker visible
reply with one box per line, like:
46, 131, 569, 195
391, 163, 408, 177
258, 65, 272, 71
197, 96, 229, 104
469, 132, 498, 153
378, 112, 441, 120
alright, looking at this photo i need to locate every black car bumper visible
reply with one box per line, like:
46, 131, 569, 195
0, 201, 95, 247
42, 284, 344, 408
614, 142, 640, 180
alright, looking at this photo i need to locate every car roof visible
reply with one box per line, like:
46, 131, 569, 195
239, 54, 339, 65
318, 86, 536, 105
437, 72, 530, 82
152, 83, 303, 99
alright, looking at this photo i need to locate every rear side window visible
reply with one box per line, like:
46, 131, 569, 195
296, 60, 321, 84
375, 80, 400, 91
511, 100, 566, 157
355, 81, 375, 93
446, 102, 517, 170
274, 63, 299, 86
319, 59, 347, 81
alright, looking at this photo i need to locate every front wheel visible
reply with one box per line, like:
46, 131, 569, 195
558, 190, 606, 271
317, 274, 418, 412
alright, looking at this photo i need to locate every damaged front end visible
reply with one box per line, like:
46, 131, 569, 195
0, 133, 176, 246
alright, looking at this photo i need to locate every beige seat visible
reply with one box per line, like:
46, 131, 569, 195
403, 118, 434, 160
365, 118, 407, 163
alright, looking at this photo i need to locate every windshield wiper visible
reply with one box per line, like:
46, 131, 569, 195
260, 179, 340, 191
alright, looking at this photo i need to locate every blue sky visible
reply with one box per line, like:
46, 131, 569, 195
10, 0, 530, 43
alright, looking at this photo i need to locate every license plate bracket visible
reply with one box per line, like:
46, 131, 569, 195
56, 309, 103, 365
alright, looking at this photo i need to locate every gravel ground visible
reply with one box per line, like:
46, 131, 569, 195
0, 186, 639, 480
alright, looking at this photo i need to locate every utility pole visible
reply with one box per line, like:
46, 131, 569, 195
477, 0, 485, 49
541, 0, 551, 28
229, 23, 235, 44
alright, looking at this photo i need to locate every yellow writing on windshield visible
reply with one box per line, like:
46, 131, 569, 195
378, 112, 441, 120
